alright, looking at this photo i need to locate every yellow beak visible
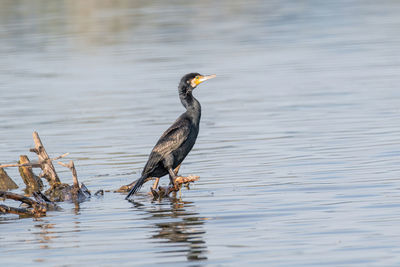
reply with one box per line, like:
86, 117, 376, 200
194, 74, 217, 86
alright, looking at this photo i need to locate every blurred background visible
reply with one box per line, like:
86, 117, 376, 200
1, 0, 400, 266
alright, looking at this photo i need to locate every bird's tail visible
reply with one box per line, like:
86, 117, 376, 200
125, 176, 146, 200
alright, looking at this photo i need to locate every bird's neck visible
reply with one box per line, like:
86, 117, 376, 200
180, 90, 201, 124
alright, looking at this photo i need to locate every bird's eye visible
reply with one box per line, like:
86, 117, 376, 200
195, 76, 200, 80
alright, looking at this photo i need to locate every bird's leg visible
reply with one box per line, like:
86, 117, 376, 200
168, 167, 179, 191
152, 177, 160, 190
173, 164, 181, 175
174, 165, 182, 197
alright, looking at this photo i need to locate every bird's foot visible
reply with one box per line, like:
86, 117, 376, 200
148, 175, 200, 200
174, 175, 200, 185
169, 175, 199, 193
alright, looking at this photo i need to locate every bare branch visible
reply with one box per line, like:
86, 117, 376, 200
57, 160, 79, 189
51, 153, 70, 161
32, 131, 61, 186
0, 153, 69, 169
0, 162, 41, 168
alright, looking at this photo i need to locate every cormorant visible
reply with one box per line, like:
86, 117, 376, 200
126, 73, 216, 200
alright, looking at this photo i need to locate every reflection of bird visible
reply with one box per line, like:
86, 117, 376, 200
126, 73, 216, 200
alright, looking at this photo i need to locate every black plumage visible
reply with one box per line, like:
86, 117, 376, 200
126, 73, 216, 199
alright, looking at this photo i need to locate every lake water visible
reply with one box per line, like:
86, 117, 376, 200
1, 1, 400, 266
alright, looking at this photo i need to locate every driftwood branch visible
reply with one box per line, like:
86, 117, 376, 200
0, 205, 39, 217
0, 132, 93, 218
0, 166, 18, 191
57, 160, 79, 189
0, 162, 41, 168
55, 160, 91, 202
18, 155, 43, 193
0, 191, 50, 217
0, 191, 38, 206
31, 131, 61, 186
51, 153, 70, 161
0, 153, 69, 169
32, 191, 60, 211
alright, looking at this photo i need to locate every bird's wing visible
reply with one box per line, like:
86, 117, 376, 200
142, 116, 191, 176
153, 117, 191, 156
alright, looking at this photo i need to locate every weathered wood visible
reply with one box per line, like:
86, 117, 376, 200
55, 160, 90, 202
32, 191, 60, 211
51, 153, 70, 162
31, 131, 61, 186
0, 204, 39, 217
44, 183, 72, 202
0, 153, 69, 169
0, 191, 38, 206
0, 166, 18, 190
0, 132, 93, 213
18, 155, 43, 192
57, 160, 79, 189
0, 162, 41, 168
0, 191, 47, 217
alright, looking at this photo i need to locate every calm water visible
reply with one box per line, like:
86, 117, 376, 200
1, 1, 400, 266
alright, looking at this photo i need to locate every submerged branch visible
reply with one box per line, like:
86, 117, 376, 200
0, 191, 49, 217
0, 204, 39, 217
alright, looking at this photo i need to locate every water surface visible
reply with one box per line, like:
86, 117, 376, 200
1, 1, 400, 266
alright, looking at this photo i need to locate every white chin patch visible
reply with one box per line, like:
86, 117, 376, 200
190, 79, 198, 88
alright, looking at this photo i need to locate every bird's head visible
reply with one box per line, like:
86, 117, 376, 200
179, 73, 216, 95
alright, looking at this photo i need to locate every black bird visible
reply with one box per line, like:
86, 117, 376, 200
126, 73, 216, 199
